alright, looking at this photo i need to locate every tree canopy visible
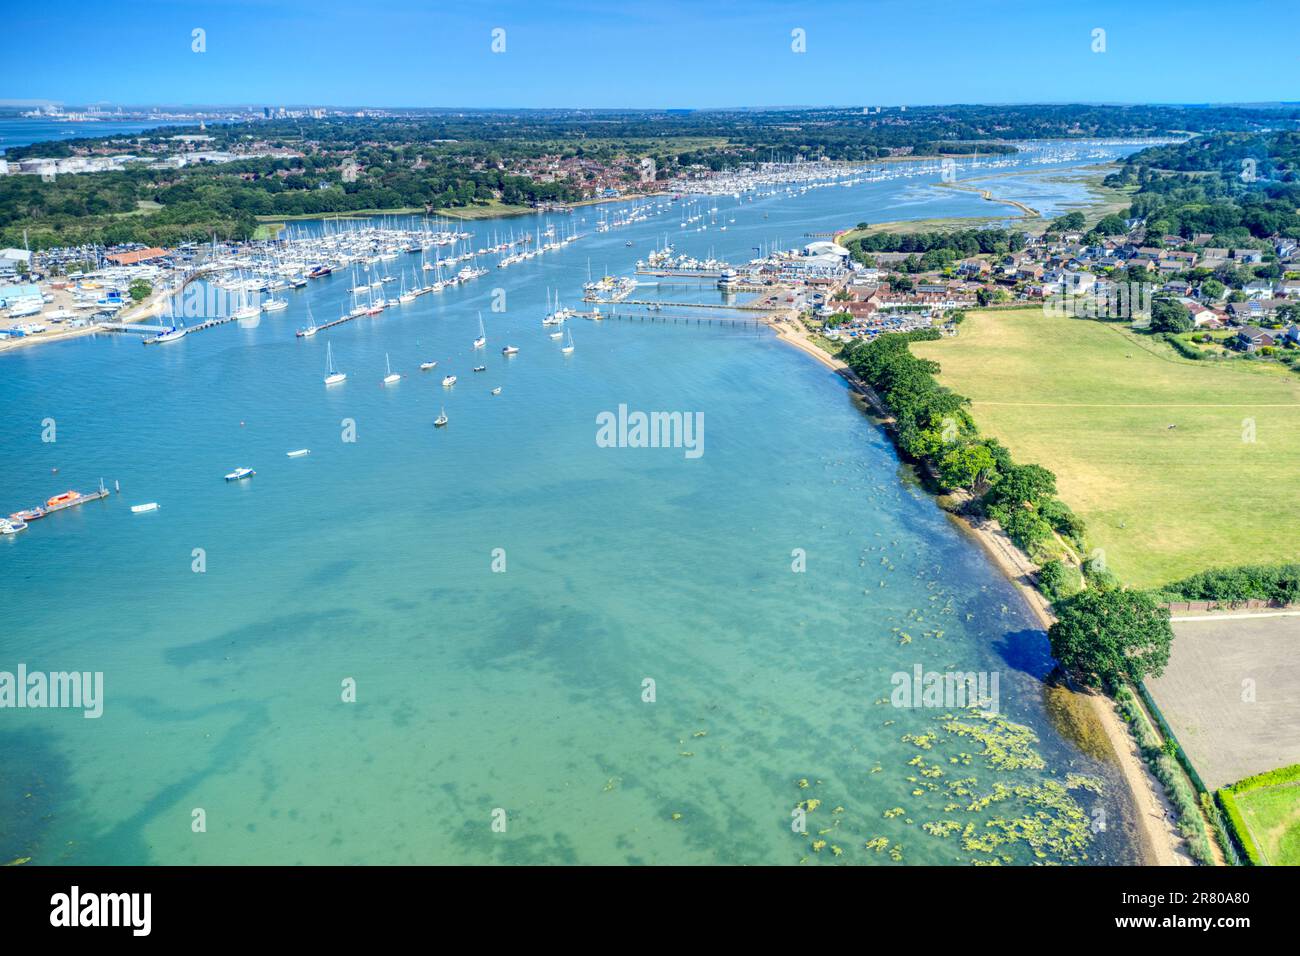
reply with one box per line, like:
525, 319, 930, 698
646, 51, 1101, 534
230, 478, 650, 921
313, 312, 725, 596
1047, 589, 1174, 688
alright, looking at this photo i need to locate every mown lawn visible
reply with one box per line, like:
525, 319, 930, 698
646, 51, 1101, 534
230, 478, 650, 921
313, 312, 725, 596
913, 309, 1300, 587
1235, 781, 1300, 865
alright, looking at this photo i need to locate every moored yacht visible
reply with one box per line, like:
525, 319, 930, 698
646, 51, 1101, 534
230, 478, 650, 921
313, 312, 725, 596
382, 353, 401, 385
324, 341, 347, 385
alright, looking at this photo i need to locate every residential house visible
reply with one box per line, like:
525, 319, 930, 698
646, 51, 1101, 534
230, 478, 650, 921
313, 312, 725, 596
1235, 326, 1276, 352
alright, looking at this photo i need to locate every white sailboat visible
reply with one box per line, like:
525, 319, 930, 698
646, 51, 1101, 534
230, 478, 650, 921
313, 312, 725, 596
383, 353, 401, 385
560, 327, 574, 354
324, 341, 347, 385
232, 276, 260, 322
434, 406, 449, 428
296, 300, 318, 338
473, 311, 486, 349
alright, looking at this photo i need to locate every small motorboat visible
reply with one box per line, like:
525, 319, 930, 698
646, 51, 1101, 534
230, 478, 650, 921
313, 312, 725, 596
224, 467, 255, 482
286, 449, 311, 458
0, 517, 28, 534
490, 387, 502, 396
10, 507, 46, 522
419, 360, 438, 371
130, 502, 160, 514
441, 375, 457, 387
501, 345, 519, 355
472, 365, 486, 372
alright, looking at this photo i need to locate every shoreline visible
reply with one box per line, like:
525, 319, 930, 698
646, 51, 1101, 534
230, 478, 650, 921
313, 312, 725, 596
0, 283, 174, 356
770, 317, 1191, 867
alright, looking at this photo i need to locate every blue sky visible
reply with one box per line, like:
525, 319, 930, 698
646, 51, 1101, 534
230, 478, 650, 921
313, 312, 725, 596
4, 0, 1297, 108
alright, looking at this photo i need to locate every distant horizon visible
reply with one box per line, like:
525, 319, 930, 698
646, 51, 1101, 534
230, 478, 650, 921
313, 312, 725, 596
5, 100, 1299, 113
4, 0, 1296, 107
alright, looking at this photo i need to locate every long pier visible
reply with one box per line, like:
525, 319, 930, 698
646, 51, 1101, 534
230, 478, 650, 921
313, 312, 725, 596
635, 269, 726, 278
589, 309, 771, 328
98, 323, 169, 334
101, 311, 251, 343
616, 298, 781, 313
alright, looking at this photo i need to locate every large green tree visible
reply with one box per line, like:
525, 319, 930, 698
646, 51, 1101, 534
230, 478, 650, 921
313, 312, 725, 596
1150, 298, 1192, 333
986, 463, 1057, 509
1047, 589, 1174, 688
938, 442, 998, 493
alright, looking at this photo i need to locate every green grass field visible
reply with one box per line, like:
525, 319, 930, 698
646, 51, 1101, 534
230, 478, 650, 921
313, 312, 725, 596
913, 309, 1300, 587
1219, 765, 1300, 865
1234, 782, 1300, 865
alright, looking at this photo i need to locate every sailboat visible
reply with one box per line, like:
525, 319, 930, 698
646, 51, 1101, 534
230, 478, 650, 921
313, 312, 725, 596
324, 341, 346, 385
232, 277, 260, 322
296, 300, 318, 337
560, 327, 574, 355
150, 320, 186, 344
434, 406, 449, 428
383, 353, 400, 385
473, 312, 486, 349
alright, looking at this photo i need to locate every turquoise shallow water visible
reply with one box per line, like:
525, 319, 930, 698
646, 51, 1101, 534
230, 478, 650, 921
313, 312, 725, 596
2, 145, 1146, 864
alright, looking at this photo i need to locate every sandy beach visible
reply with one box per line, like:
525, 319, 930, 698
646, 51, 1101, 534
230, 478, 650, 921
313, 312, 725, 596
771, 316, 1191, 866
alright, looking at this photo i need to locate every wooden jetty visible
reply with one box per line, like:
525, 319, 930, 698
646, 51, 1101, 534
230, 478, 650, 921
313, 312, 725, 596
616, 298, 781, 313
98, 323, 169, 334
593, 310, 770, 328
